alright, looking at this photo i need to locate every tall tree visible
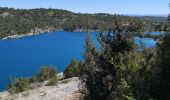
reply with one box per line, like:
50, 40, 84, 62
149, 33, 170, 100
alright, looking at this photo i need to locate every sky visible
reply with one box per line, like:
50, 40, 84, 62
0, 0, 169, 15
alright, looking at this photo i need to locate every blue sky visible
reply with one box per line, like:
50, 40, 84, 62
0, 0, 169, 15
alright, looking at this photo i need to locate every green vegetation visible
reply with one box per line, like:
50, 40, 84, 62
0, 7, 167, 39
4, 4, 170, 100
138, 32, 164, 41
34, 67, 58, 83
79, 9, 170, 99
46, 74, 58, 86
149, 33, 170, 100
8, 77, 30, 94
8, 67, 58, 94
63, 60, 80, 78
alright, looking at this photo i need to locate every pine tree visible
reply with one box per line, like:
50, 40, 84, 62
80, 30, 135, 100
80, 17, 155, 100
80, 32, 99, 100
150, 33, 170, 100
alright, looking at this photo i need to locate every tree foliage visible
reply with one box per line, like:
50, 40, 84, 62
8, 77, 30, 94
0, 7, 165, 38
149, 33, 170, 100
80, 18, 159, 100
63, 60, 80, 78
8, 67, 58, 94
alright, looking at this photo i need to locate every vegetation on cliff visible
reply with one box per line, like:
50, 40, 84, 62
8, 67, 58, 94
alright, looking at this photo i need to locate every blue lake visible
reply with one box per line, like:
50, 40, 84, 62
0, 31, 156, 91
134, 36, 156, 48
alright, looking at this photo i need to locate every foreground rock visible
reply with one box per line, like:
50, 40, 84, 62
0, 77, 82, 100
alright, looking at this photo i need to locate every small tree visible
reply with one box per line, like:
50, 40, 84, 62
63, 60, 80, 78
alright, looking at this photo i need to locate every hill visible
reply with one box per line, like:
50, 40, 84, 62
0, 7, 166, 38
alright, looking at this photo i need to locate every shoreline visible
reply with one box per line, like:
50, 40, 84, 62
1, 29, 54, 40
2, 33, 38, 40
1, 29, 100, 40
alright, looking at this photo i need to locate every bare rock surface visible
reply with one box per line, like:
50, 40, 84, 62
0, 77, 82, 100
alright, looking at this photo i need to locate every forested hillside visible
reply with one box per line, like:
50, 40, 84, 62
0, 7, 167, 38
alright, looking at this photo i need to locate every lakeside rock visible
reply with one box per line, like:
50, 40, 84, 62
2, 33, 35, 40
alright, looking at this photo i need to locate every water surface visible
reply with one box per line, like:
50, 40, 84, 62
0, 31, 156, 91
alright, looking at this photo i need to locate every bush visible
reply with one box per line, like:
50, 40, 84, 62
63, 60, 80, 78
8, 84, 16, 95
46, 75, 58, 86
35, 67, 59, 86
15, 78, 30, 93
35, 67, 58, 83
37, 67, 51, 82
8, 78, 30, 94
8, 67, 58, 94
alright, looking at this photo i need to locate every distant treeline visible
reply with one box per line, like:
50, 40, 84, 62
0, 7, 167, 38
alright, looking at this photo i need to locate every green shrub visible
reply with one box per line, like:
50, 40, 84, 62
64, 60, 80, 78
8, 67, 58, 94
46, 75, 58, 86
29, 75, 37, 83
17, 78, 30, 92
37, 67, 51, 82
8, 78, 30, 94
35, 67, 59, 86
8, 84, 16, 95
34, 67, 58, 83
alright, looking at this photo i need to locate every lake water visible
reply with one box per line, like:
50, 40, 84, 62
134, 36, 156, 47
0, 31, 156, 91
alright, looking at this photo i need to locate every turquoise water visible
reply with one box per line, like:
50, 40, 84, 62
134, 36, 156, 48
0, 32, 156, 91
146, 31, 164, 35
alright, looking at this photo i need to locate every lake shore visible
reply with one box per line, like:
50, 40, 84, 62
2, 33, 37, 40
1, 29, 100, 40
2, 29, 54, 40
